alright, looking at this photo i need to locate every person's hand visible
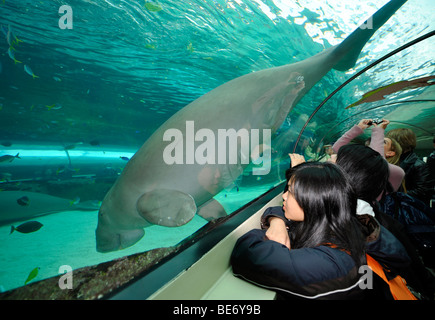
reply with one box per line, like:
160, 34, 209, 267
328, 154, 337, 163
357, 119, 372, 130
288, 153, 305, 168
378, 119, 390, 129
265, 217, 291, 249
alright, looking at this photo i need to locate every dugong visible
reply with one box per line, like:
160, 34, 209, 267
96, 0, 408, 252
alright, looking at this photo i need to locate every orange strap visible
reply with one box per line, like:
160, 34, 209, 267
323, 243, 417, 300
366, 254, 417, 300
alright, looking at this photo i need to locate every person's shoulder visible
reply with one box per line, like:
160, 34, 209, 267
414, 156, 429, 168
289, 246, 356, 283
389, 163, 405, 175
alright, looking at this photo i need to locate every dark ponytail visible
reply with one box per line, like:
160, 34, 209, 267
336, 144, 389, 203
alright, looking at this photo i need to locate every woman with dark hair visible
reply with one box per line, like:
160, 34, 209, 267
336, 144, 390, 203
281, 162, 365, 266
231, 161, 367, 300
335, 144, 435, 299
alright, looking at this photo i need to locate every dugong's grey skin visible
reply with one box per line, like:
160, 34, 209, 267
96, 0, 408, 252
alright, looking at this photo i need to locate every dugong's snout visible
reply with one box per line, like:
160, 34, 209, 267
95, 219, 145, 253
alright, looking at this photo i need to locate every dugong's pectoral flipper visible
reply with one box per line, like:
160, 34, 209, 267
136, 189, 197, 227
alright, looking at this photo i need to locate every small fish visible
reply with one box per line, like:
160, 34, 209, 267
89, 139, 100, 146
186, 42, 194, 53
24, 65, 39, 79
7, 47, 21, 64
5, 25, 22, 49
16, 195, 30, 206
6, 27, 12, 47
144, 2, 162, 12
24, 267, 40, 285
120, 156, 130, 161
0, 153, 20, 163
69, 196, 80, 206
53, 76, 61, 82
144, 44, 156, 50
1, 141, 12, 147
63, 142, 82, 150
12, 35, 23, 47
46, 103, 62, 110
10, 221, 43, 234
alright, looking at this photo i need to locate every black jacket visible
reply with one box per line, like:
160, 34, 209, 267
231, 206, 410, 300
399, 151, 434, 204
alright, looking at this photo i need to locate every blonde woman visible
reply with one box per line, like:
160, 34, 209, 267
386, 128, 433, 205
384, 137, 402, 165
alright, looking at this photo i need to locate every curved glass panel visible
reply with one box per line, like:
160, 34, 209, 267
297, 34, 435, 158
0, 0, 433, 297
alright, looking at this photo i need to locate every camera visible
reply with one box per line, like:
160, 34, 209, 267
368, 119, 383, 125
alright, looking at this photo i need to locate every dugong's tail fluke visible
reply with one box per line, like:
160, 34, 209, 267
332, 0, 408, 71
